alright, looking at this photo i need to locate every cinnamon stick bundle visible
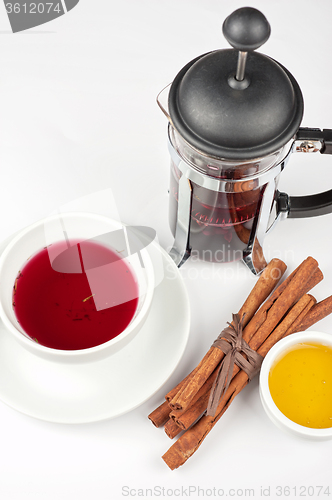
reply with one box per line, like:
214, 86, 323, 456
148, 256, 332, 470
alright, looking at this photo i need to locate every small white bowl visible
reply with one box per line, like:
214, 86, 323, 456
259, 331, 332, 440
0, 212, 155, 364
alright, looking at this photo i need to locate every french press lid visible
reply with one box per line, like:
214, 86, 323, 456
168, 7, 304, 160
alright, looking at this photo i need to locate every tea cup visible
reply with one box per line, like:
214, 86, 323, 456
0, 212, 155, 363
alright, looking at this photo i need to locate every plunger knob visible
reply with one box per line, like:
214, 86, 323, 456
222, 7, 271, 81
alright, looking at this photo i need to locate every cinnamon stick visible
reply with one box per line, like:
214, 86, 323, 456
164, 418, 183, 439
148, 401, 171, 428
168, 258, 287, 411
165, 372, 193, 402
289, 295, 332, 333
305, 268, 324, 292
257, 294, 316, 355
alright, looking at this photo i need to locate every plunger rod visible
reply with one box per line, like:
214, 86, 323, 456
236, 51, 247, 81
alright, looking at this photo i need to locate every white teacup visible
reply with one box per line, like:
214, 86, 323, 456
0, 212, 155, 363
259, 331, 332, 440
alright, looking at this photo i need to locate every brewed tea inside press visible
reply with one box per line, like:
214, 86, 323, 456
157, 7, 332, 274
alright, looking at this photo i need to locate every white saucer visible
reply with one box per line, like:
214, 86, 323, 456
0, 240, 190, 423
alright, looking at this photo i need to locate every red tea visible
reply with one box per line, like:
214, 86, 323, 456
13, 240, 139, 350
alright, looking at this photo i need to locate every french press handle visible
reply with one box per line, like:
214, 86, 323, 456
278, 127, 332, 218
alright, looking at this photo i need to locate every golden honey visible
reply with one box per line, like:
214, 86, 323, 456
269, 342, 332, 429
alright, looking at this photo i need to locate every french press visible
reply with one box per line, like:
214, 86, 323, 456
157, 7, 332, 274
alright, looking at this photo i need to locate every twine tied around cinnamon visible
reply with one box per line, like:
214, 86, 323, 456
207, 313, 263, 417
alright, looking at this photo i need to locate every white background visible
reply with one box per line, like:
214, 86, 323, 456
0, 0, 331, 498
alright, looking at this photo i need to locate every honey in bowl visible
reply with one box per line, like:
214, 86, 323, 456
268, 342, 332, 429
12, 240, 139, 351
